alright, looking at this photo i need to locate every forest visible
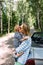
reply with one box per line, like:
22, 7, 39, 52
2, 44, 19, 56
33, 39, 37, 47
0, 0, 43, 36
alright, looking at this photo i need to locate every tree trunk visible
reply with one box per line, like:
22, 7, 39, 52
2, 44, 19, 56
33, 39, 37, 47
8, 18, 10, 33
0, 3, 3, 34
37, 10, 40, 29
1, 15, 3, 34
22, 15, 24, 24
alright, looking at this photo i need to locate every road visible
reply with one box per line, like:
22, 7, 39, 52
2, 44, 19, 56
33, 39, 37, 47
0, 33, 15, 65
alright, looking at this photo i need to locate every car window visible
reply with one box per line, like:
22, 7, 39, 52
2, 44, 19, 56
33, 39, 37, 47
33, 33, 43, 37
31, 32, 43, 47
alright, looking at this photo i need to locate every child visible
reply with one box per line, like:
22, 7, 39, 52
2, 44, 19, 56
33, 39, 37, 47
13, 24, 23, 48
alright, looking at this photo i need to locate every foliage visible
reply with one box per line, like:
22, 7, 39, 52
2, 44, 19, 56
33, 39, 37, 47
10, 11, 19, 32
26, 0, 43, 31
1, 0, 43, 36
1, 0, 20, 34
17, 0, 30, 25
2, 9, 8, 34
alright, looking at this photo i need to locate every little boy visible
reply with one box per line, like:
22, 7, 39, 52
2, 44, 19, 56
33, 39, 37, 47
14, 25, 23, 48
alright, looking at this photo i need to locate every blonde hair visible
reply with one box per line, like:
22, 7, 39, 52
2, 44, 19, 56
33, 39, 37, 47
14, 24, 19, 32
21, 23, 31, 36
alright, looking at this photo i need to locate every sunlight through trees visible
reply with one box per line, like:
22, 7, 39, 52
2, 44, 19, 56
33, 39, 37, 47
0, 0, 43, 36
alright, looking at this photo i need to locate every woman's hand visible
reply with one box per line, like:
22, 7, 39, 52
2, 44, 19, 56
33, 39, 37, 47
20, 36, 28, 41
13, 51, 24, 58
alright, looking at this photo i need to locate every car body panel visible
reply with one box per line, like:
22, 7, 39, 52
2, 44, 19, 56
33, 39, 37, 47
29, 32, 43, 60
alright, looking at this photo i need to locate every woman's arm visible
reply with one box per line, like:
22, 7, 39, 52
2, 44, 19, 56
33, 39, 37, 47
13, 37, 31, 58
16, 52, 24, 57
20, 36, 29, 42
13, 51, 24, 58
16, 37, 31, 53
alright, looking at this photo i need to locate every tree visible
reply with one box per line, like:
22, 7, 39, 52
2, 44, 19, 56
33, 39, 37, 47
5, 0, 14, 33
2, 8, 8, 33
10, 11, 19, 32
17, 0, 29, 25
2, 0, 14, 33
0, 1, 4, 34
26, 0, 43, 31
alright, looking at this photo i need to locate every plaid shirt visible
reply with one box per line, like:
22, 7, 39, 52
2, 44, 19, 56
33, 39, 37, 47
16, 37, 32, 64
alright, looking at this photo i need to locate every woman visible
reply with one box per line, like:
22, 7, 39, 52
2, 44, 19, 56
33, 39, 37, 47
14, 23, 32, 65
